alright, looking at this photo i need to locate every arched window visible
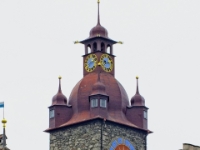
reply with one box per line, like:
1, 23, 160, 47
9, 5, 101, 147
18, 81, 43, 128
110, 138, 135, 150
87, 44, 91, 53
107, 45, 111, 54
101, 42, 105, 52
93, 42, 97, 52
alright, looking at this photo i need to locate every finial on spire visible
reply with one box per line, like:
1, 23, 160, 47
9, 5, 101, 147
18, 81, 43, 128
58, 76, 62, 93
136, 76, 139, 94
118, 41, 123, 44
2, 118, 7, 128
97, 0, 100, 25
74, 41, 80, 44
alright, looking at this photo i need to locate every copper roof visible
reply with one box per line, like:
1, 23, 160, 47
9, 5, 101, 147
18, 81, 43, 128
52, 77, 67, 105
89, 1, 108, 38
45, 116, 152, 133
131, 77, 145, 106
45, 73, 151, 133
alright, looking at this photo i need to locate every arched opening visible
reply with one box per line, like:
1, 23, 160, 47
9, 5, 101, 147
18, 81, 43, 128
107, 45, 111, 54
93, 42, 97, 52
87, 44, 91, 53
64, 99, 67, 104
101, 42, 105, 52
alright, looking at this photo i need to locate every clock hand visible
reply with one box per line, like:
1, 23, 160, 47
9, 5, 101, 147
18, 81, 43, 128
103, 60, 106, 65
88, 59, 94, 68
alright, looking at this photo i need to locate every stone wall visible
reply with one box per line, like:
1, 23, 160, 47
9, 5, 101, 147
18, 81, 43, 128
49, 119, 147, 150
180, 143, 200, 150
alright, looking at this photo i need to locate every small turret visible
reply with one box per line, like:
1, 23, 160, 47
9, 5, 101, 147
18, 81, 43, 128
52, 76, 67, 105
130, 76, 145, 106
126, 76, 148, 130
48, 76, 72, 129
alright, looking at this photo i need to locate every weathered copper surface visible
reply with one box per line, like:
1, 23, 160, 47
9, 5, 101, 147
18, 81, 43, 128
68, 72, 128, 119
126, 106, 148, 130
49, 105, 72, 129
131, 94, 145, 106
90, 72, 108, 96
45, 73, 151, 133
90, 24, 108, 38
89, 0, 108, 38
130, 78, 145, 106
52, 78, 67, 105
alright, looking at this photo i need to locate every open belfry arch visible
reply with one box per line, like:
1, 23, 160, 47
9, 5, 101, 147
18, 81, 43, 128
45, 1, 152, 150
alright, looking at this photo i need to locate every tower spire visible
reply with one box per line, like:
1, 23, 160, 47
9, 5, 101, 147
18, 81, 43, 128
97, 0, 100, 25
58, 76, 62, 93
136, 76, 139, 94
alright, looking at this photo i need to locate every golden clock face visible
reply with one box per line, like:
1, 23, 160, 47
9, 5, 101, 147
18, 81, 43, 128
84, 54, 98, 72
100, 54, 113, 72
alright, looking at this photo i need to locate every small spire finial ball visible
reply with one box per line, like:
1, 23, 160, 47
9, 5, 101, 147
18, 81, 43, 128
97, 0, 100, 3
136, 76, 139, 79
2, 118, 7, 124
58, 76, 62, 79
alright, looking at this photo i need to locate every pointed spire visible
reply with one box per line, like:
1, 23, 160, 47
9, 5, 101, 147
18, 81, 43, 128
130, 76, 145, 106
58, 76, 62, 93
136, 76, 139, 94
89, 0, 108, 38
97, 0, 100, 25
52, 76, 67, 105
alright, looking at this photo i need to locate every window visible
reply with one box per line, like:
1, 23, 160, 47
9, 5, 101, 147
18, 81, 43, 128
107, 45, 111, 54
93, 42, 97, 51
101, 42, 105, 52
91, 99, 98, 108
49, 110, 55, 118
100, 99, 107, 108
144, 111, 147, 119
87, 44, 91, 53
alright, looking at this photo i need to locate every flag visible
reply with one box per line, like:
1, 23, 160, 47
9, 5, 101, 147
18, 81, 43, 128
0, 102, 4, 108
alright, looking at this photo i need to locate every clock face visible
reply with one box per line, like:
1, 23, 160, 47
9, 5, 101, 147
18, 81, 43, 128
109, 138, 135, 150
84, 54, 98, 72
100, 54, 113, 72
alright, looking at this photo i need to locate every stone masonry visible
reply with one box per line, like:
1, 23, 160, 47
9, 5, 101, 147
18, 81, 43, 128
50, 119, 146, 150
180, 143, 200, 150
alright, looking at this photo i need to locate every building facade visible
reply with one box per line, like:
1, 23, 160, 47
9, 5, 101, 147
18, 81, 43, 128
180, 143, 200, 150
45, 1, 152, 150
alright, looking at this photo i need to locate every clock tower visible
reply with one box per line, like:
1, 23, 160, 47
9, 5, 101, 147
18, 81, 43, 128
45, 1, 152, 150
81, 0, 116, 77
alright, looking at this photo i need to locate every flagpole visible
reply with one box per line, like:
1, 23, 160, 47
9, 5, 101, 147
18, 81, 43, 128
2, 118, 7, 150
3, 107, 4, 119
0, 102, 6, 150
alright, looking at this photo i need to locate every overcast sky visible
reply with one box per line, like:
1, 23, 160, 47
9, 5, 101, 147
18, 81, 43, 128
0, 0, 200, 150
